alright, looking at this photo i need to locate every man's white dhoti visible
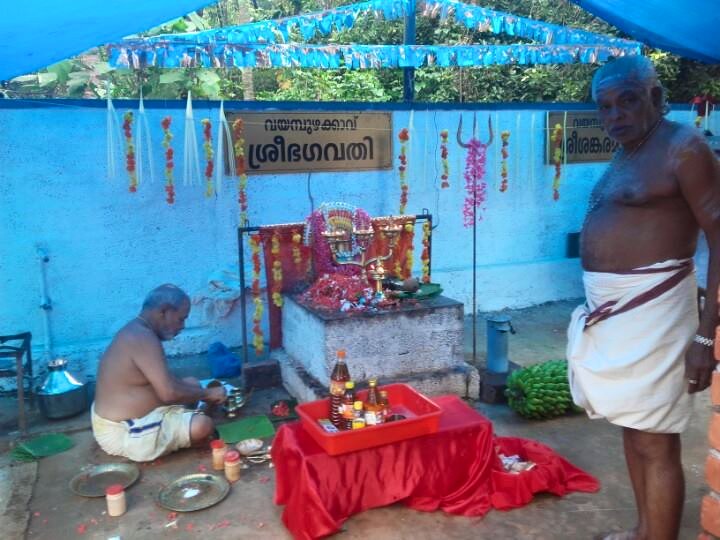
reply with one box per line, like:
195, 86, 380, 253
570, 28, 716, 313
567, 259, 697, 433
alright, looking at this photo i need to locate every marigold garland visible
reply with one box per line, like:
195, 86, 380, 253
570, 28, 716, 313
291, 231, 303, 272
249, 234, 264, 356
551, 123, 564, 201
398, 128, 409, 214
233, 119, 249, 224
462, 140, 488, 227
695, 116, 703, 128
270, 233, 283, 308
440, 129, 450, 189
500, 130, 510, 192
123, 112, 137, 193
404, 222, 414, 279
161, 116, 175, 204
421, 221, 431, 283
201, 118, 214, 197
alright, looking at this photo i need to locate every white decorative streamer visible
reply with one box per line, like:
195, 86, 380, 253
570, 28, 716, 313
530, 112, 537, 192
216, 101, 236, 194
183, 91, 202, 186
135, 92, 156, 185
106, 87, 121, 181
514, 112, 521, 192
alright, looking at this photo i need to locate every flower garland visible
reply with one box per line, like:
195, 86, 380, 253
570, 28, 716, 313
404, 222, 414, 279
421, 221, 431, 283
201, 118, 214, 197
440, 129, 450, 188
249, 234, 264, 356
123, 112, 137, 193
500, 130, 510, 192
161, 116, 175, 204
462, 140, 488, 227
695, 116, 703, 129
291, 230, 304, 272
398, 128, 409, 214
270, 233, 283, 308
551, 123, 564, 201
233, 119, 249, 224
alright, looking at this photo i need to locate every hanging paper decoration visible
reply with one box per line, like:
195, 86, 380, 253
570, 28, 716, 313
183, 92, 202, 186
201, 118, 214, 197
462, 140, 488, 227
106, 89, 121, 181
250, 234, 264, 356
135, 93, 155, 187
292, 230, 304, 272
233, 119, 249, 224
161, 116, 175, 204
404, 222, 414, 278
216, 101, 235, 194
122, 112, 137, 193
270, 233, 284, 307
398, 127, 409, 214
500, 130, 510, 192
440, 129, 450, 188
421, 221, 431, 283
551, 123, 564, 201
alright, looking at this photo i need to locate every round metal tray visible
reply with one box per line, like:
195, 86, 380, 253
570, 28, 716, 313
69, 462, 140, 497
157, 474, 230, 512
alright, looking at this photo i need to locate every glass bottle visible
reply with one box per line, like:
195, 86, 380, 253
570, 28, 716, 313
379, 390, 389, 423
342, 381, 356, 431
351, 401, 366, 429
329, 350, 350, 428
364, 378, 383, 426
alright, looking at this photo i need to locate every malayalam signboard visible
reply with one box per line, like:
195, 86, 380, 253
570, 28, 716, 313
546, 111, 620, 163
225, 111, 393, 174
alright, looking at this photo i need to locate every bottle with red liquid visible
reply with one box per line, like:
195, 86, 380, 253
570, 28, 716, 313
342, 381, 356, 431
329, 349, 350, 428
364, 378, 383, 426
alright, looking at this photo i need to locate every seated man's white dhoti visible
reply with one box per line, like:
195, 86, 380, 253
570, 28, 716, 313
91, 403, 195, 462
567, 259, 697, 434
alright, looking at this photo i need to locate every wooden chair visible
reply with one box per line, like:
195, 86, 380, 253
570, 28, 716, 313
0, 332, 33, 434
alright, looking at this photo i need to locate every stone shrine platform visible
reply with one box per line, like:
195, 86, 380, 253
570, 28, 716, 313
276, 295, 480, 402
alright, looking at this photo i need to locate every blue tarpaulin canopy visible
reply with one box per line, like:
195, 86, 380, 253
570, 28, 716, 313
571, 0, 720, 63
0, 0, 213, 81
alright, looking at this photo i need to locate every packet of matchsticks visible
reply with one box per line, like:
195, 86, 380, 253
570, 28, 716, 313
317, 419, 339, 433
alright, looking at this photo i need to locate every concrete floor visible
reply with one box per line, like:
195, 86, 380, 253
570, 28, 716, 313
2, 300, 713, 539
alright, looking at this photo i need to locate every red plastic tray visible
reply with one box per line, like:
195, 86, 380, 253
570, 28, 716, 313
296, 383, 441, 456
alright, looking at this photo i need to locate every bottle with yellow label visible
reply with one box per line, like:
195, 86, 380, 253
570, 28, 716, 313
351, 401, 366, 429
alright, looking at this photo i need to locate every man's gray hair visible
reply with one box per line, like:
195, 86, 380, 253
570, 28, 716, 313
591, 55, 668, 113
142, 284, 190, 311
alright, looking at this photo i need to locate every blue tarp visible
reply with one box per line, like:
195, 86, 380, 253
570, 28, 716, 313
571, 0, 720, 63
0, 1, 213, 81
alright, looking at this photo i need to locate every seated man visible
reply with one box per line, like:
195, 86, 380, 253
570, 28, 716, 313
92, 284, 226, 462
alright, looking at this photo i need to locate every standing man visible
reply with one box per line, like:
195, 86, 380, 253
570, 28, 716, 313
92, 284, 226, 462
567, 55, 720, 540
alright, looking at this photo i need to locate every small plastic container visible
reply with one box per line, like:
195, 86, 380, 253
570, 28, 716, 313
224, 450, 242, 483
105, 484, 126, 517
210, 439, 227, 471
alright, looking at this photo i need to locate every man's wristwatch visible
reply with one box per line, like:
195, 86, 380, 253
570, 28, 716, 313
694, 334, 715, 347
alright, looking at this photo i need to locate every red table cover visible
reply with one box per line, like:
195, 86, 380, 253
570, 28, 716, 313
272, 395, 599, 540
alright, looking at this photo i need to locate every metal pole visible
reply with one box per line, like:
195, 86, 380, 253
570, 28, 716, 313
238, 227, 249, 366
472, 189, 477, 364
403, 0, 416, 103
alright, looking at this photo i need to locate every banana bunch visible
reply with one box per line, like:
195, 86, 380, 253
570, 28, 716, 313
504, 359, 574, 420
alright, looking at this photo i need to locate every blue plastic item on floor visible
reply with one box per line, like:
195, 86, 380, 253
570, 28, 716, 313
207, 342, 241, 379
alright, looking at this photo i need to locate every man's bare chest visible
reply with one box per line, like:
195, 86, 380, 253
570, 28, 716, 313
590, 157, 679, 210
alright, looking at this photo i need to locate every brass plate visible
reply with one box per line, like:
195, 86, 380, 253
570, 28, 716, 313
157, 474, 230, 512
69, 463, 140, 497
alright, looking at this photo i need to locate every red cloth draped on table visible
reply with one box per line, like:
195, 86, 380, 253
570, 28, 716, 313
272, 396, 599, 540
258, 216, 416, 349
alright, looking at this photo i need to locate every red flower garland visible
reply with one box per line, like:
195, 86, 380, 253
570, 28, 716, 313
421, 220, 431, 283
500, 130, 510, 192
462, 140, 488, 227
398, 128, 409, 214
201, 118, 214, 197
233, 119, 249, 224
440, 129, 450, 189
161, 116, 175, 204
551, 124, 564, 201
249, 234, 264, 356
123, 112, 137, 193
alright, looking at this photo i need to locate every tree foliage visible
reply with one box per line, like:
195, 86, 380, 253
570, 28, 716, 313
4, 0, 719, 103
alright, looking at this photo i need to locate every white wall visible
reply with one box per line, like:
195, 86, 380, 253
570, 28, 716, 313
0, 100, 694, 378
